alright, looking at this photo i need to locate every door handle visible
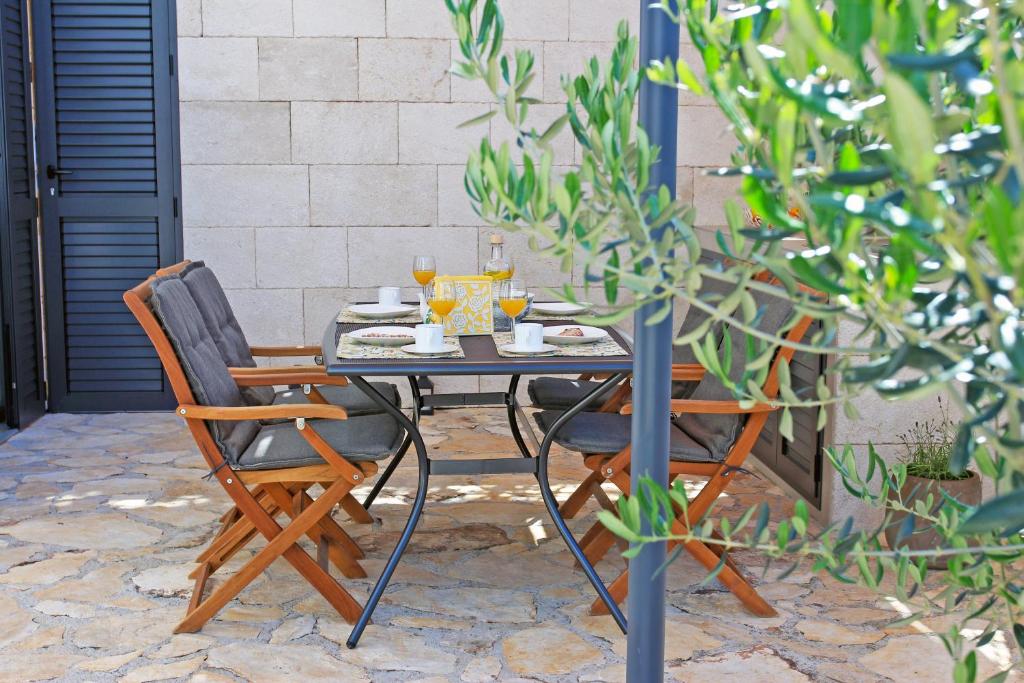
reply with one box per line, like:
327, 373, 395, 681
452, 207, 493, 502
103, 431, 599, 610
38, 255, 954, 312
46, 164, 71, 179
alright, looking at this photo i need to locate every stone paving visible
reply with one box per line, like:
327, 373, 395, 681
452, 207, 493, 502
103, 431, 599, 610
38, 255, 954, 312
0, 409, 1018, 682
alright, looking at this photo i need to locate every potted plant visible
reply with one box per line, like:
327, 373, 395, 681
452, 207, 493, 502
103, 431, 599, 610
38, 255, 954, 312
885, 400, 982, 567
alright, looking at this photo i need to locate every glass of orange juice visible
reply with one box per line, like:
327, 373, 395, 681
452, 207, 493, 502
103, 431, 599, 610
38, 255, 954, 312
427, 279, 457, 329
497, 278, 528, 336
412, 255, 436, 288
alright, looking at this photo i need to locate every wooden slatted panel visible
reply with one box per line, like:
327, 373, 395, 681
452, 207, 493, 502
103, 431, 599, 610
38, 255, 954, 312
52, 0, 157, 196
62, 219, 163, 392
753, 334, 824, 505
3, 0, 30, 197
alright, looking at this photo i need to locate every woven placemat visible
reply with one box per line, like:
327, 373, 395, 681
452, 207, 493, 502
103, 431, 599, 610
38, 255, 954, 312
492, 331, 629, 358
336, 305, 422, 324
522, 311, 581, 322
336, 334, 465, 360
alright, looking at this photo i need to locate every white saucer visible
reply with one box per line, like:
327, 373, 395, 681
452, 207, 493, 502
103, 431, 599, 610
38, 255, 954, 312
348, 326, 415, 346
400, 343, 459, 356
543, 325, 608, 345
531, 301, 591, 316
348, 303, 418, 319
499, 342, 558, 355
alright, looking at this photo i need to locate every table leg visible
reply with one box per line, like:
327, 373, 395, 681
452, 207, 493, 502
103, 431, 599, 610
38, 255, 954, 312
506, 375, 534, 458
362, 377, 420, 512
535, 372, 629, 634
346, 376, 430, 649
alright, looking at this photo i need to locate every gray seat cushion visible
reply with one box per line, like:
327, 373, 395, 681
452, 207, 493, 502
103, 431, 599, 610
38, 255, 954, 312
527, 377, 620, 410
150, 276, 260, 463
671, 253, 734, 399
179, 261, 275, 407
533, 410, 716, 463
235, 414, 404, 471
272, 382, 401, 418
673, 286, 795, 460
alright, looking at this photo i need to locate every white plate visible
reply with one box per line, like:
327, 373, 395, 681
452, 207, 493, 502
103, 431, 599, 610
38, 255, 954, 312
348, 326, 415, 347
543, 325, 608, 345
400, 343, 459, 356
498, 342, 558, 355
531, 301, 591, 316
347, 303, 418, 319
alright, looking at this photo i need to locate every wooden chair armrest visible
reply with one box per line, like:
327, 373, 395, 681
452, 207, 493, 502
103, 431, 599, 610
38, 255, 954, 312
230, 365, 324, 375
176, 404, 348, 421
670, 364, 705, 381
249, 345, 322, 357
177, 404, 364, 482
619, 399, 778, 415
228, 367, 349, 387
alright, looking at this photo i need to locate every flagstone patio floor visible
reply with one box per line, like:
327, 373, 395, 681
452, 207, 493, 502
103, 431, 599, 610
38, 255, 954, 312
0, 409, 1018, 682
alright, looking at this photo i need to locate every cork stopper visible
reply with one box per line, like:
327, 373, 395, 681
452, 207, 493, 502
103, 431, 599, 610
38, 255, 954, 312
489, 234, 503, 245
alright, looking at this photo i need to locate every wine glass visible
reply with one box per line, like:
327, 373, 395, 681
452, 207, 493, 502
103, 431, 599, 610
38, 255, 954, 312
427, 279, 457, 329
412, 256, 436, 288
498, 278, 528, 337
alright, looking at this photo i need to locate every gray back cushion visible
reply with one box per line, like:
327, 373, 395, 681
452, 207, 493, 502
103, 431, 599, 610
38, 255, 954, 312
150, 275, 260, 464
673, 286, 795, 460
180, 262, 275, 406
671, 253, 733, 398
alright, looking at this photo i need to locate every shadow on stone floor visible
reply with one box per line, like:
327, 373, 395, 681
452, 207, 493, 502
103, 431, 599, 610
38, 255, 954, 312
0, 410, 1017, 682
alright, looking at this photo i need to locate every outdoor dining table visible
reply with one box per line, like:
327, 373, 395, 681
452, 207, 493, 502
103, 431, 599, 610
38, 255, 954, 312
321, 310, 634, 648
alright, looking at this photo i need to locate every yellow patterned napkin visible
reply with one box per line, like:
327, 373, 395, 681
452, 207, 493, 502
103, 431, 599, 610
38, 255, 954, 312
433, 275, 494, 336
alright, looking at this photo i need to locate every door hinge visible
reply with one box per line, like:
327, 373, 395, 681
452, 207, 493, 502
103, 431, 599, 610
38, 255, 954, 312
169, 54, 175, 76
173, 197, 179, 218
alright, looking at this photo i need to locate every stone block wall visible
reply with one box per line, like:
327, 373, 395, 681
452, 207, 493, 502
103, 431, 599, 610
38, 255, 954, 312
175, 0, 735, 355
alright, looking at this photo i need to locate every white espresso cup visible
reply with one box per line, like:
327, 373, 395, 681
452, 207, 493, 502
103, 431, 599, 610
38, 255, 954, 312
378, 286, 401, 307
514, 323, 544, 351
414, 324, 444, 352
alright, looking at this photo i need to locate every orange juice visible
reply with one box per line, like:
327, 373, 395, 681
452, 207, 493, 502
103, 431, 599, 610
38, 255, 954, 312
429, 298, 456, 317
499, 297, 527, 318
486, 268, 512, 280
413, 269, 435, 285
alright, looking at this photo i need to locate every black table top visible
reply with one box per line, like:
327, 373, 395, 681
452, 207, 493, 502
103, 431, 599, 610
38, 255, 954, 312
321, 312, 634, 377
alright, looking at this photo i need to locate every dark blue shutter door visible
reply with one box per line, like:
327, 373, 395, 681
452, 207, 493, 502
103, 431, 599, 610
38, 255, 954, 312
0, 0, 46, 426
35, 0, 181, 412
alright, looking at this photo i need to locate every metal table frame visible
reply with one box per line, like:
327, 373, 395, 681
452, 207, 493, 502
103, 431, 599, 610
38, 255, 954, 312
322, 318, 633, 648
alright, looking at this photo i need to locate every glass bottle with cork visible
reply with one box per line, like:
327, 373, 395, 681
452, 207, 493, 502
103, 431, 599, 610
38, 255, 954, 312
485, 234, 526, 330
483, 234, 512, 280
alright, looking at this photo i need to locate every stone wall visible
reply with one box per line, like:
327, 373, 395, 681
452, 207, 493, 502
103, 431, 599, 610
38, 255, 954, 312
175, 0, 736, 359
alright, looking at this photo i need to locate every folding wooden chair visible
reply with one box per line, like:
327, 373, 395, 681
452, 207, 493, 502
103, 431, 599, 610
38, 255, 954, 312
551, 265, 738, 522
534, 283, 816, 617
157, 259, 404, 525
125, 271, 406, 632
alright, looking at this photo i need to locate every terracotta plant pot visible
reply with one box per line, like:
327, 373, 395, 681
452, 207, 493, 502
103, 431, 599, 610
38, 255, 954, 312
884, 471, 982, 569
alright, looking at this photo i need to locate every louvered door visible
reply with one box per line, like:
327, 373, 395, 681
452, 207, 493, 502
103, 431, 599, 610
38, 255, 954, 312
0, 0, 45, 426
34, 0, 181, 411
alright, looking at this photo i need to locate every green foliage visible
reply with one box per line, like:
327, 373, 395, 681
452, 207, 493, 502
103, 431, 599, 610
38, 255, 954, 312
445, 0, 1024, 676
898, 398, 970, 481
445, 0, 698, 327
